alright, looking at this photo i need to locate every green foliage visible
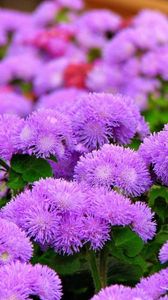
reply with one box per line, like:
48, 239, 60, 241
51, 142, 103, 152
149, 185, 168, 223
55, 8, 69, 23
143, 95, 168, 132
8, 154, 53, 191
88, 48, 102, 63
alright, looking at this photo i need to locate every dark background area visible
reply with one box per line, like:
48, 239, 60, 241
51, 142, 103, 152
0, 0, 41, 11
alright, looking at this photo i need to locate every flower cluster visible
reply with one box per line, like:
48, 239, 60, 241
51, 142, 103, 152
1, 178, 156, 254
74, 144, 152, 197
0, 261, 62, 300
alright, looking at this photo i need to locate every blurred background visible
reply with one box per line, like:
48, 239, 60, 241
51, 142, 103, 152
0, 0, 168, 15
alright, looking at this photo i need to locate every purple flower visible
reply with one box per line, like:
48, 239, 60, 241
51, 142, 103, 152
139, 128, 168, 185
0, 114, 23, 160
34, 58, 68, 96
17, 109, 75, 159
0, 261, 62, 300
75, 10, 121, 49
103, 29, 135, 64
71, 93, 143, 151
0, 90, 32, 117
159, 241, 168, 263
132, 202, 156, 241
51, 150, 81, 180
0, 217, 33, 265
137, 267, 168, 299
37, 88, 86, 114
29, 263, 62, 300
91, 284, 152, 300
88, 187, 156, 241
82, 214, 110, 250
74, 144, 152, 197
54, 212, 84, 254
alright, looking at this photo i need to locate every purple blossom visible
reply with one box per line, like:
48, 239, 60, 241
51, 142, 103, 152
132, 202, 156, 241
0, 217, 33, 265
0, 114, 23, 160
71, 93, 143, 151
0, 90, 32, 116
29, 263, 62, 300
37, 88, 86, 113
159, 241, 168, 263
137, 267, 168, 299
53, 212, 84, 254
139, 128, 168, 185
74, 144, 152, 197
75, 10, 121, 49
0, 261, 62, 300
17, 109, 75, 159
34, 58, 68, 96
91, 284, 152, 300
82, 214, 110, 250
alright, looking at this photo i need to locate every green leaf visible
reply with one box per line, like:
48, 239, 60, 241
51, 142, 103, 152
112, 227, 144, 257
55, 8, 69, 23
88, 48, 102, 63
33, 248, 81, 275
149, 185, 168, 206
8, 169, 26, 190
10, 154, 53, 183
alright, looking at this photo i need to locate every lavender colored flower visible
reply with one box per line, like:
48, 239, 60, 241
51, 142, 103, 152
0, 114, 23, 160
86, 62, 123, 92
51, 150, 81, 180
74, 144, 152, 197
71, 93, 144, 151
139, 128, 168, 185
137, 267, 168, 299
0, 261, 32, 300
91, 284, 152, 300
29, 263, 62, 300
103, 29, 135, 64
17, 109, 75, 159
1, 178, 88, 248
53, 212, 84, 254
34, 58, 68, 95
0, 52, 41, 84
0, 217, 33, 265
132, 202, 156, 241
82, 214, 110, 250
0, 90, 32, 116
75, 10, 121, 49
32, 1, 59, 26
88, 187, 156, 241
159, 241, 168, 263
0, 261, 62, 300
37, 88, 86, 114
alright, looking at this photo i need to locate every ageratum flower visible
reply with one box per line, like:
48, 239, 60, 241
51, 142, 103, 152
0, 114, 23, 160
132, 202, 156, 241
139, 127, 168, 185
0, 217, 33, 265
91, 284, 152, 300
29, 263, 62, 300
71, 93, 148, 151
0, 261, 62, 300
159, 241, 168, 263
1, 179, 88, 248
0, 90, 32, 117
37, 88, 86, 114
74, 144, 152, 197
17, 109, 75, 159
137, 267, 168, 299
88, 188, 156, 242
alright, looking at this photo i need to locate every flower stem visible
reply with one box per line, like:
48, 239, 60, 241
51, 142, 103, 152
87, 250, 102, 293
99, 245, 109, 288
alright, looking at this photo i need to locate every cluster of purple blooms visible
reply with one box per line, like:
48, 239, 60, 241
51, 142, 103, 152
0, 1, 168, 299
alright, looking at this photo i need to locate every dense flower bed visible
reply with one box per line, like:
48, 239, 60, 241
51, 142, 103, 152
0, 1, 168, 299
